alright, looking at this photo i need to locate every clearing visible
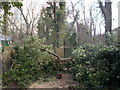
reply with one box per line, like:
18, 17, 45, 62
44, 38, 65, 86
28, 73, 81, 88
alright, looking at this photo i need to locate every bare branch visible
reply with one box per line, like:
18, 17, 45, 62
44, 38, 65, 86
98, 0, 106, 19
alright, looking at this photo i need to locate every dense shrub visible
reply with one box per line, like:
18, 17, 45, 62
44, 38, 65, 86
72, 46, 86, 59
2, 37, 56, 87
106, 31, 119, 44
70, 44, 120, 88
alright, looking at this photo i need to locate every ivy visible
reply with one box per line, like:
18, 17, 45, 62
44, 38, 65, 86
70, 44, 120, 88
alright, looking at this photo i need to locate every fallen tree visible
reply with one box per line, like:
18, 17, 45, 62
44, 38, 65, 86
108, 43, 120, 47
40, 48, 73, 63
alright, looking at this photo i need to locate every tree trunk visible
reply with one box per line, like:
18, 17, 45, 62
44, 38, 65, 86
3, 10, 8, 35
98, 0, 112, 44
53, 2, 59, 48
105, 1, 112, 33
105, 0, 112, 44
118, 27, 120, 44
46, 27, 49, 44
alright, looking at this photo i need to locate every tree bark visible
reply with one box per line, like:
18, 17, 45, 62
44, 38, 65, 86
105, 0, 112, 33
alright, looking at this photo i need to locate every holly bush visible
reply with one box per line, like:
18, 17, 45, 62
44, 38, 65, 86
2, 37, 55, 87
70, 44, 120, 88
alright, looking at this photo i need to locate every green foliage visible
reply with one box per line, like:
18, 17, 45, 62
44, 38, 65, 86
1, 2, 22, 12
2, 37, 54, 87
11, 2, 23, 9
1, 1, 22, 35
67, 33, 77, 47
64, 33, 78, 58
106, 31, 119, 44
37, 1, 66, 47
69, 44, 120, 88
72, 46, 86, 59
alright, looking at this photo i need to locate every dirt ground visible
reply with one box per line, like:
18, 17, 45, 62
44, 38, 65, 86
28, 73, 80, 88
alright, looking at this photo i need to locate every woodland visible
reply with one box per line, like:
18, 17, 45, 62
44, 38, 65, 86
0, 0, 120, 89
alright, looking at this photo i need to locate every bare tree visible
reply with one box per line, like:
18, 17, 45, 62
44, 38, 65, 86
18, 1, 40, 36
67, 0, 81, 31
8, 13, 24, 40
8, 0, 41, 41
67, 0, 103, 45
88, 2, 104, 43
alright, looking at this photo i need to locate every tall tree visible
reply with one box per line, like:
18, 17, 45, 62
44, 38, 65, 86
118, 2, 120, 44
18, 1, 40, 36
37, 7, 52, 44
8, 0, 41, 39
98, 0, 112, 44
37, 0, 66, 48
1, 2, 22, 35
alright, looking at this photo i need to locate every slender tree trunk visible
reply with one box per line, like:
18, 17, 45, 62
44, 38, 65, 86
46, 27, 49, 44
89, 8, 93, 38
118, 27, 120, 44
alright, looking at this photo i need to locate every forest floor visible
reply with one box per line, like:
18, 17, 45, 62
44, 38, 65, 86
28, 73, 81, 88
